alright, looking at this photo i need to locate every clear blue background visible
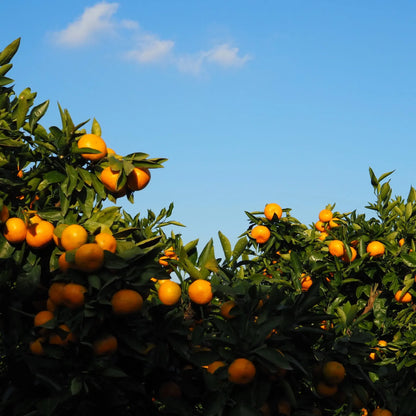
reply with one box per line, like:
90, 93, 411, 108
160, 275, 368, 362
2, 1, 416, 252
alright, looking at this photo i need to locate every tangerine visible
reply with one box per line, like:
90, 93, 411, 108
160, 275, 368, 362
29, 338, 45, 356
158, 280, 181, 305
322, 360, 346, 384
74, 243, 105, 273
319, 209, 333, 222
251, 225, 271, 244
220, 300, 237, 319
228, 358, 256, 384
264, 203, 282, 220
0, 205, 9, 223
62, 283, 87, 309
127, 167, 151, 191
395, 289, 412, 303
60, 224, 88, 251
93, 334, 118, 355
206, 360, 226, 374
34, 310, 54, 328
188, 279, 213, 305
3, 217, 27, 244
111, 289, 143, 315
328, 240, 346, 257
26, 220, 54, 248
78, 133, 107, 161
366, 241, 385, 257
100, 166, 126, 193
94, 232, 117, 253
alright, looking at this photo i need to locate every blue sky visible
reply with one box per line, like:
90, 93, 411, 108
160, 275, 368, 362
2, 1, 416, 251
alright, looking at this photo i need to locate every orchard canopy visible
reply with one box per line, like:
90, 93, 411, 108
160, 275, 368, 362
1, 38, 416, 416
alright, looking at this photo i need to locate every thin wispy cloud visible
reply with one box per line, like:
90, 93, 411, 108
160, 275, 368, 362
52, 1, 251, 74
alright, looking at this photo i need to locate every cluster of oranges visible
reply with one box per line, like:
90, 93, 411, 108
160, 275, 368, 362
77, 133, 152, 197
250, 203, 283, 244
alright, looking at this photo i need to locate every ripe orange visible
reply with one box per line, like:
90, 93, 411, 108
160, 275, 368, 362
77, 133, 107, 161
127, 167, 151, 191
48, 282, 66, 306
0, 205, 9, 223
399, 238, 405, 247
322, 361, 346, 384
94, 232, 117, 253
62, 283, 87, 309
264, 203, 282, 221
188, 279, 213, 305
366, 241, 385, 258
158, 280, 182, 305
34, 310, 54, 328
301, 274, 313, 292
319, 209, 333, 222
395, 290, 412, 303
60, 224, 88, 251
74, 243, 105, 273
318, 231, 329, 241
328, 240, 346, 257
164, 246, 177, 257
107, 147, 116, 156
371, 409, 393, 416
228, 358, 256, 384
52, 223, 69, 249
341, 246, 357, 263
220, 300, 237, 319
206, 360, 226, 374
251, 225, 271, 244
316, 381, 338, 397
58, 252, 72, 272
93, 334, 118, 355
26, 220, 54, 248
100, 166, 126, 194
3, 217, 27, 243
29, 338, 45, 355
315, 221, 326, 232
329, 217, 340, 228
111, 289, 143, 315
49, 324, 77, 346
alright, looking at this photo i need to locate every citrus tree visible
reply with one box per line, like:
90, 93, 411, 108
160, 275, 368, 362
1, 38, 416, 416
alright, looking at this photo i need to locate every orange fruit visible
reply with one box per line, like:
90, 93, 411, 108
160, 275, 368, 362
228, 358, 256, 384
100, 166, 126, 194
94, 232, 117, 253
60, 224, 88, 251
158, 381, 182, 399
74, 243, 105, 273
371, 409, 393, 416
206, 360, 226, 374
188, 279, 213, 305
319, 231, 328, 241
301, 274, 313, 292
164, 246, 176, 257
319, 209, 333, 222
328, 240, 346, 257
366, 241, 385, 258
399, 238, 405, 247
107, 147, 116, 156
77, 133, 107, 161
264, 203, 282, 220
34, 310, 54, 328
48, 282, 66, 306
251, 225, 271, 244
158, 280, 181, 305
49, 324, 77, 346
395, 289, 412, 303
322, 360, 346, 384
341, 246, 357, 263
316, 381, 338, 397
58, 252, 72, 272
0, 205, 9, 223
93, 334, 118, 355
329, 217, 340, 228
111, 289, 143, 315
315, 221, 326, 232
127, 167, 151, 191
62, 283, 87, 309
26, 220, 54, 248
52, 223, 69, 249
3, 217, 27, 243
220, 300, 237, 319
29, 338, 45, 355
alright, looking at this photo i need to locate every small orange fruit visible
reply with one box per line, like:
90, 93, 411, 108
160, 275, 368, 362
52, 223, 68, 249
188, 279, 213, 305
395, 289, 412, 303
220, 300, 237, 319
319, 209, 333, 222
100, 166, 126, 194
93, 334, 118, 355
251, 225, 271, 244
58, 252, 72, 273
315, 221, 326, 232
316, 381, 338, 397
107, 147, 116, 156
29, 338, 45, 355
228, 358, 256, 384
322, 360, 346, 384
78, 133, 107, 161
301, 274, 313, 292
49, 324, 77, 346
206, 360, 226, 374
62, 283, 87, 309
3, 217, 27, 243
264, 203, 283, 220
367, 241, 385, 258
74, 243, 105, 273
60, 224, 88, 251
399, 238, 405, 247
328, 240, 346, 257
26, 220, 55, 248
94, 232, 117, 253
328, 217, 340, 228
48, 282, 66, 306
341, 246, 357, 263
34, 310, 54, 328
111, 289, 143, 315
319, 231, 329, 241
0, 205, 9, 223
371, 409, 393, 416
127, 167, 151, 191
158, 280, 182, 305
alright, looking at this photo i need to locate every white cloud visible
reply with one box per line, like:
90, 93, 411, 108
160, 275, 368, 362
125, 34, 174, 63
204, 44, 251, 68
53, 2, 119, 47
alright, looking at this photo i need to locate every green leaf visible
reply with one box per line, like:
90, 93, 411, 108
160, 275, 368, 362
29, 100, 49, 133
231, 237, 247, 263
369, 167, 378, 188
218, 231, 232, 262
0, 63, 12, 77
91, 118, 101, 136
0, 38, 20, 65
